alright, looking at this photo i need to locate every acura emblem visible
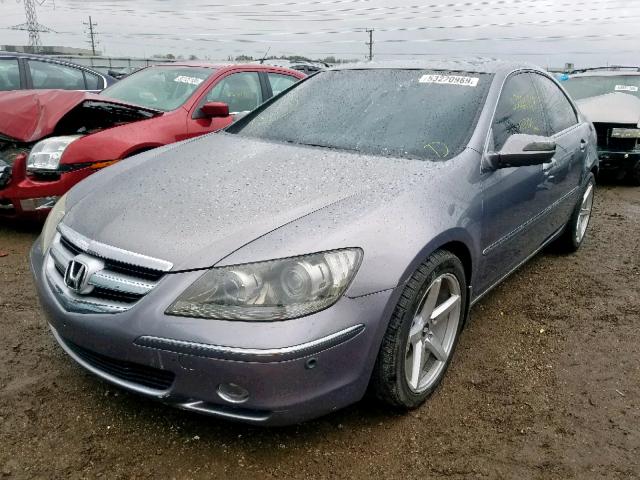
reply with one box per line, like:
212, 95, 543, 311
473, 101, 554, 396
64, 260, 88, 293
63, 254, 104, 295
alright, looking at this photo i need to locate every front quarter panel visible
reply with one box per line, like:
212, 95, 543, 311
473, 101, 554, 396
58, 111, 187, 166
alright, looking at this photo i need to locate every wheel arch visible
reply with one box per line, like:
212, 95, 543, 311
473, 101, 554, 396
123, 143, 164, 159
395, 228, 478, 295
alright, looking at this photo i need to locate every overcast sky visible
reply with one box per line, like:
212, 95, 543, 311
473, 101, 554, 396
1, 0, 638, 67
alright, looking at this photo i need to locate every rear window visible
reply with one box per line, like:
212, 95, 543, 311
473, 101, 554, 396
229, 69, 492, 161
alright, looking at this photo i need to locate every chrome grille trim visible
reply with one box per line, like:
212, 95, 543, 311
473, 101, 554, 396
57, 223, 173, 272
45, 226, 171, 314
89, 270, 157, 296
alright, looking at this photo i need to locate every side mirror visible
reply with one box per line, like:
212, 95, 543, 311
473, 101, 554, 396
487, 134, 556, 169
200, 102, 229, 118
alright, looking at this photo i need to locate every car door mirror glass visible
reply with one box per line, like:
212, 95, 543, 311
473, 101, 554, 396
489, 134, 556, 169
200, 101, 229, 118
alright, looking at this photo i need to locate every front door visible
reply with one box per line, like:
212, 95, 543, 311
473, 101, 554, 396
478, 72, 551, 291
187, 71, 264, 137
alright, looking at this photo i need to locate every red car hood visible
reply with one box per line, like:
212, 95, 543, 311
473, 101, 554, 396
0, 90, 160, 143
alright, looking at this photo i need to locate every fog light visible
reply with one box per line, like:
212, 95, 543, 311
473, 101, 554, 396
217, 383, 250, 404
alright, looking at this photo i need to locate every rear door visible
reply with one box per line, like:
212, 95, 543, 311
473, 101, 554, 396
0, 57, 22, 91
529, 73, 585, 228
265, 71, 300, 97
26, 59, 87, 90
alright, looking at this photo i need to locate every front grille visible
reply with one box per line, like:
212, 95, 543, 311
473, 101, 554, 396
593, 123, 640, 152
45, 224, 172, 313
66, 338, 175, 390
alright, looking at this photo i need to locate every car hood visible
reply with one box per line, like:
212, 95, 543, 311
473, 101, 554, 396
0, 89, 161, 143
576, 92, 640, 125
64, 134, 444, 271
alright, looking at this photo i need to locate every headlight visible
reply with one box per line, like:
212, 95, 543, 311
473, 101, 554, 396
27, 136, 82, 171
167, 249, 363, 321
611, 128, 640, 139
41, 193, 67, 253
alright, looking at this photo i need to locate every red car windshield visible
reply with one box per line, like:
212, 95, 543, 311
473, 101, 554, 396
101, 66, 215, 111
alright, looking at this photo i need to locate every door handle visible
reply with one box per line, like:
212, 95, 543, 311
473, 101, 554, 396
543, 158, 557, 172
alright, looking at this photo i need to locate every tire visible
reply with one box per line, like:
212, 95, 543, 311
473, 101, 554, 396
371, 250, 467, 409
553, 173, 596, 253
629, 160, 640, 186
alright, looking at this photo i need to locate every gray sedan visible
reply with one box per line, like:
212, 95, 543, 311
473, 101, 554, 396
30, 60, 598, 425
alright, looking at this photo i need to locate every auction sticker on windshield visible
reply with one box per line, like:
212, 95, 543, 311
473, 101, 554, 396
174, 75, 204, 86
419, 74, 479, 87
615, 85, 639, 92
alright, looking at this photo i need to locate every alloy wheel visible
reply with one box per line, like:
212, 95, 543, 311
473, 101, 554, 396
404, 273, 462, 393
575, 182, 594, 244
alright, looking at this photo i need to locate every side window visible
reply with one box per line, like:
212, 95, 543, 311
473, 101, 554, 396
492, 73, 547, 151
205, 72, 263, 113
268, 73, 298, 96
0, 58, 20, 91
84, 71, 103, 90
530, 74, 578, 135
28, 61, 86, 90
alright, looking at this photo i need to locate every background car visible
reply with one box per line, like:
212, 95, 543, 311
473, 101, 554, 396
0, 52, 116, 92
0, 62, 305, 218
31, 60, 598, 426
562, 66, 640, 185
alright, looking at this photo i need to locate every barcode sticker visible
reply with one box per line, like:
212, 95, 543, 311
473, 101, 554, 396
174, 75, 204, 86
615, 85, 639, 92
419, 75, 479, 87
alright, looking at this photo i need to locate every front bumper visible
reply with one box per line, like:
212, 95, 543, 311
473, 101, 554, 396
0, 155, 93, 219
30, 240, 395, 426
597, 149, 640, 171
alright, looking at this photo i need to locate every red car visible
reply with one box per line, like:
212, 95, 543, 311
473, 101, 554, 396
0, 63, 305, 219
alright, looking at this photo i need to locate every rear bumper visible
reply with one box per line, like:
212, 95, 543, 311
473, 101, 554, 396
0, 156, 93, 219
30, 240, 395, 426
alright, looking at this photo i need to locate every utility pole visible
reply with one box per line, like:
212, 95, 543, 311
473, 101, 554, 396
365, 28, 374, 61
84, 16, 99, 56
9, 0, 53, 53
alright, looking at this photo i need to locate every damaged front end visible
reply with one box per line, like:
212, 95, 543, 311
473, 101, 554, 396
0, 135, 31, 187
577, 92, 640, 183
0, 90, 161, 218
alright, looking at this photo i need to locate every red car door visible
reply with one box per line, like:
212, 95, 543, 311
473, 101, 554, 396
186, 70, 265, 137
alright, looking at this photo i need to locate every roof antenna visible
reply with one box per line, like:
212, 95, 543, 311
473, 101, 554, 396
259, 47, 271, 64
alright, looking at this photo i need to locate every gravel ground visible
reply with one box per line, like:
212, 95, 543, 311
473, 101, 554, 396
0, 184, 638, 480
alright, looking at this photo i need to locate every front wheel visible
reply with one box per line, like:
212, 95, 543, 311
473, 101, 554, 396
371, 250, 467, 409
553, 173, 595, 253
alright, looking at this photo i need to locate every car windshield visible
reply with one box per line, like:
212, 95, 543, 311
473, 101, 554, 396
100, 66, 214, 111
228, 69, 492, 161
563, 75, 640, 100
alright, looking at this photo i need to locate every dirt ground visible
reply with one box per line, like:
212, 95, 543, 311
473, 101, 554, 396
0, 184, 638, 480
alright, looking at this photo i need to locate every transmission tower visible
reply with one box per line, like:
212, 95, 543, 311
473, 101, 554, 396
9, 0, 53, 53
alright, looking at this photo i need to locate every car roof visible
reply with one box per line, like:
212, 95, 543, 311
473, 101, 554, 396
328, 58, 539, 75
567, 69, 640, 78
153, 61, 304, 73
0, 51, 114, 77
